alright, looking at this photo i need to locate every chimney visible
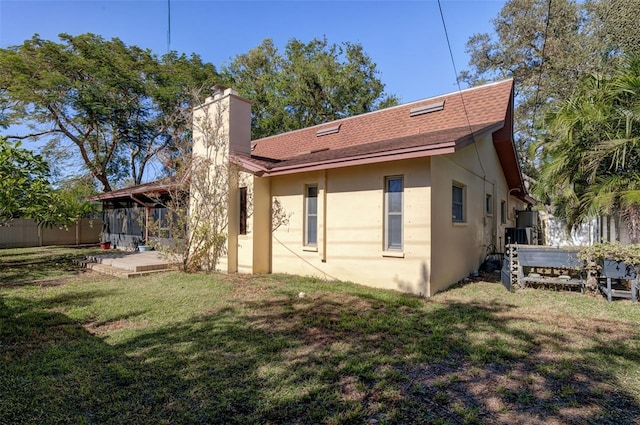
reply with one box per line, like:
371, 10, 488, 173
193, 86, 251, 159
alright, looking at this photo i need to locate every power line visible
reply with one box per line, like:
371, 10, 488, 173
167, 0, 171, 53
437, 0, 486, 179
531, 0, 553, 132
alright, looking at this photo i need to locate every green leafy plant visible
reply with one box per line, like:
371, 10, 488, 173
578, 243, 640, 267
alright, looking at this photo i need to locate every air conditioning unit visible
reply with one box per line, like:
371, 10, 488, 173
505, 227, 538, 245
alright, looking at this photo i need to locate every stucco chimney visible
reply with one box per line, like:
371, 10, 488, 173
192, 86, 251, 159
224, 88, 251, 157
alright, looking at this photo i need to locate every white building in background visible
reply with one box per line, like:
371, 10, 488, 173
539, 210, 631, 247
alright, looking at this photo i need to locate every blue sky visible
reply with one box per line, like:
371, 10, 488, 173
0, 0, 506, 104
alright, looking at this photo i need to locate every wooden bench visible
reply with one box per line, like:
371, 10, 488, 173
599, 259, 637, 303
513, 245, 585, 294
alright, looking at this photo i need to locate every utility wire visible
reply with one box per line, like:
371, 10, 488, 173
437, 0, 486, 179
531, 0, 553, 133
167, 0, 171, 53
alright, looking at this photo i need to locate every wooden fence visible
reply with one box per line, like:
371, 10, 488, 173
0, 218, 102, 248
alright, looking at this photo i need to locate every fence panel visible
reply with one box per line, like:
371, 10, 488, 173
0, 218, 101, 248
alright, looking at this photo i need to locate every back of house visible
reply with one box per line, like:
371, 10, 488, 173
192, 79, 529, 296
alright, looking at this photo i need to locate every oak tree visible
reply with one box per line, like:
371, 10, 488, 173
459, 0, 631, 174
223, 37, 398, 139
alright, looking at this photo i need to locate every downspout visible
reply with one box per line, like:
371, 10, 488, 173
507, 188, 522, 224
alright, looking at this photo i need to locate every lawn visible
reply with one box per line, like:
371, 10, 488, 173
1, 246, 640, 424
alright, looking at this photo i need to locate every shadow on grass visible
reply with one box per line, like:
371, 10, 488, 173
0, 246, 103, 286
1, 284, 639, 424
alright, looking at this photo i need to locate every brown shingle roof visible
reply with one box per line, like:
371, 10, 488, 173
250, 79, 514, 161
233, 122, 502, 174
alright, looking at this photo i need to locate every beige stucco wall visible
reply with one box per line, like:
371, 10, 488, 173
430, 133, 523, 294
264, 135, 524, 296
191, 89, 252, 273
269, 157, 432, 295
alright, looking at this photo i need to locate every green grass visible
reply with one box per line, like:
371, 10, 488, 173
1, 246, 640, 424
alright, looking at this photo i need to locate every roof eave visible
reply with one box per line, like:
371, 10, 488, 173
258, 142, 456, 176
490, 85, 532, 204
230, 154, 268, 176
87, 181, 183, 202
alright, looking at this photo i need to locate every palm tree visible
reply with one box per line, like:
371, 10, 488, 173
534, 55, 640, 242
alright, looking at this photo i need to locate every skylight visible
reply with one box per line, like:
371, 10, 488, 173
409, 101, 445, 117
316, 124, 341, 137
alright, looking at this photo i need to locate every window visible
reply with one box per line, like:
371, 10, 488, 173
452, 184, 465, 222
385, 176, 403, 250
239, 187, 247, 235
305, 185, 318, 246
500, 200, 506, 224
485, 194, 493, 215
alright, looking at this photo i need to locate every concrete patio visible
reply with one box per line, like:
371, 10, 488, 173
79, 250, 180, 278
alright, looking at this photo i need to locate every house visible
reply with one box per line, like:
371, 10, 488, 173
188, 80, 530, 296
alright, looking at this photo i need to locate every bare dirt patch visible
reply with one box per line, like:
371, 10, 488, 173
85, 318, 150, 335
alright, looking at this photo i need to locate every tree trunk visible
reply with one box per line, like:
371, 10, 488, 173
96, 173, 112, 193
623, 204, 640, 244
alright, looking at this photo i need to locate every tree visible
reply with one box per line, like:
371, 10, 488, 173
0, 137, 51, 224
0, 137, 92, 226
533, 55, 640, 242
0, 33, 219, 191
460, 0, 629, 174
591, 0, 640, 57
223, 37, 398, 139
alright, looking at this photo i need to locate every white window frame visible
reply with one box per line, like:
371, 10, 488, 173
304, 184, 318, 247
452, 183, 465, 223
384, 176, 404, 251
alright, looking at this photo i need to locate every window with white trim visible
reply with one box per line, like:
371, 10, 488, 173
452, 183, 465, 223
385, 176, 403, 250
305, 185, 318, 246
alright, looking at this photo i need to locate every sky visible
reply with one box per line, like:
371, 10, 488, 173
0, 0, 506, 105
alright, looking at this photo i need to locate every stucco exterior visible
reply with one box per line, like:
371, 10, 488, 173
267, 158, 432, 294
250, 136, 523, 296
188, 80, 529, 296
430, 133, 523, 294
